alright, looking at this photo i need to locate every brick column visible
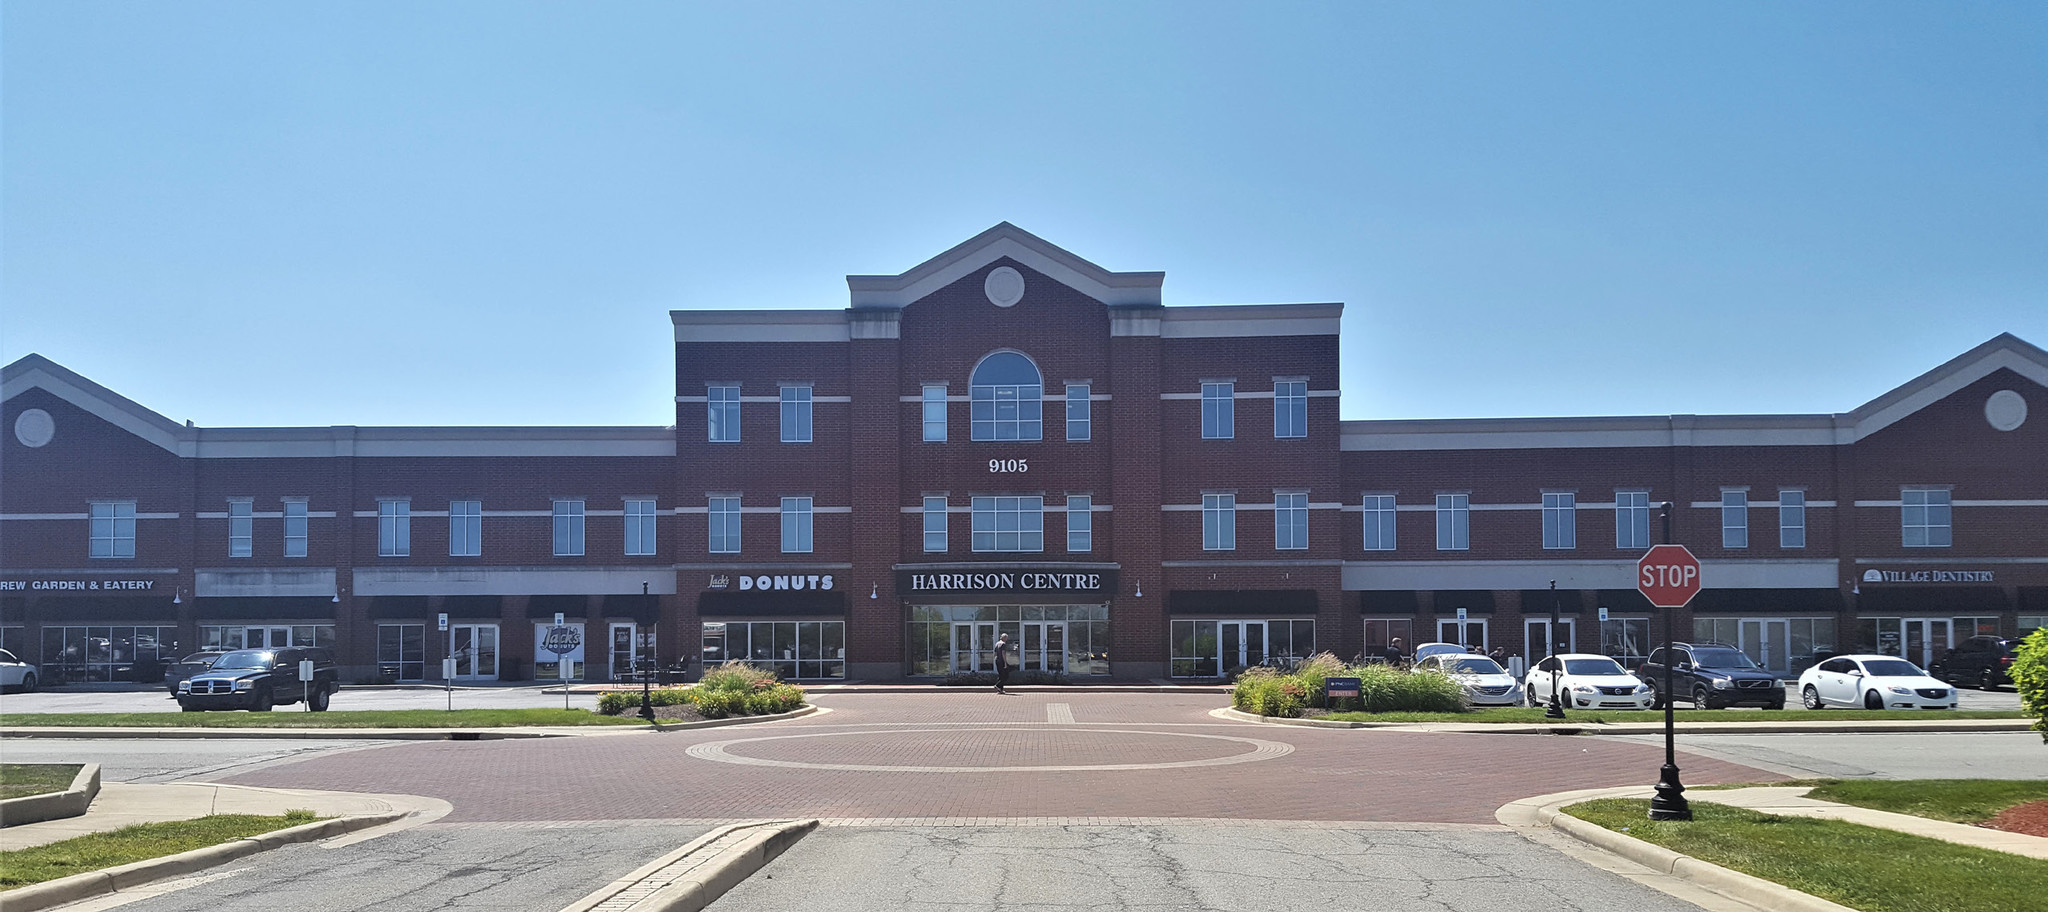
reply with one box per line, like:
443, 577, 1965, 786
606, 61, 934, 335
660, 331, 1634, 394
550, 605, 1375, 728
847, 311, 902, 679
1108, 309, 1164, 679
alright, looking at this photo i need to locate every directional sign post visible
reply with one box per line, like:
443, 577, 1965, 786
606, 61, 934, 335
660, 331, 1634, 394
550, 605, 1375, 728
1638, 513, 1696, 822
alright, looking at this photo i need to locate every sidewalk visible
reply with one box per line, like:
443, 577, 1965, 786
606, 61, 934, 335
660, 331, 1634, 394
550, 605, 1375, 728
0, 783, 444, 851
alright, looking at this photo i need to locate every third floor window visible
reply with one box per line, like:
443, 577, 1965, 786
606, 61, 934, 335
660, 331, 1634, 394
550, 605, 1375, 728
1902, 488, 1952, 547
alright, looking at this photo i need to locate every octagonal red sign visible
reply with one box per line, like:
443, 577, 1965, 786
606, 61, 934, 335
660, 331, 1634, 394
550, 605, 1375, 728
1637, 544, 1702, 608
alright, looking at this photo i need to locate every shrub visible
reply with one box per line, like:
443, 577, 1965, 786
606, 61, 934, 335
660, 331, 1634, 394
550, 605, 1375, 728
1229, 657, 1467, 717
2013, 628, 2048, 745
596, 688, 692, 715
696, 660, 781, 693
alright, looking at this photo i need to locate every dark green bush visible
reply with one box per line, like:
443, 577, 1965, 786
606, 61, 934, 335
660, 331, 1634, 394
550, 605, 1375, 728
2013, 628, 2047, 744
595, 660, 807, 718
1229, 656, 1467, 717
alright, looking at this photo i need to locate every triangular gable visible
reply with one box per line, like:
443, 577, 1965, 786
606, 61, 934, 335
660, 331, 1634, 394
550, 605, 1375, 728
1846, 333, 2048, 440
2, 354, 189, 455
845, 222, 1164, 309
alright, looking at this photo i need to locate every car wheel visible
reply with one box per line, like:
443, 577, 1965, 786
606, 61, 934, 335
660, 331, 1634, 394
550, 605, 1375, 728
1979, 668, 1999, 692
250, 689, 273, 712
1802, 685, 1823, 710
1863, 690, 1884, 711
18, 673, 34, 693
309, 686, 331, 712
1692, 685, 1714, 710
1527, 685, 1540, 707
1647, 687, 1665, 711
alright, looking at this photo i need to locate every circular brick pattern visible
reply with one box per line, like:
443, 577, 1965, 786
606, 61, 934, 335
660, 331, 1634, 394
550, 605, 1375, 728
984, 266, 1025, 307
687, 726, 1293, 772
13, 408, 54, 447
1985, 389, 2027, 431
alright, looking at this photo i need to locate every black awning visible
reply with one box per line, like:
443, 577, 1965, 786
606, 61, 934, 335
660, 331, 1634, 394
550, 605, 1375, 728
1597, 589, 1658, 614
1855, 587, 2006, 614
526, 595, 586, 619
30, 596, 177, 621
193, 597, 336, 621
1690, 588, 1847, 614
602, 594, 660, 624
1520, 589, 1581, 614
1167, 589, 1318, 616
1359, 590, 1420, 615
699, 589, 846, 618
367, 596, 429, 620
1433, 590, 1494, 615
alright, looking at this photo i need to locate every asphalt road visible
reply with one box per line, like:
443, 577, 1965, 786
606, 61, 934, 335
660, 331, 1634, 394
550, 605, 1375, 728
1596, 731, 2048, 780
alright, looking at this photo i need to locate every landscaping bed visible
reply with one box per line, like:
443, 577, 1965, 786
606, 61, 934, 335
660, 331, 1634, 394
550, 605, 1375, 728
1308, 707, 2026, 724
0, 765, 82, 801
595, 661, 805, 720
0, 811, 322, 890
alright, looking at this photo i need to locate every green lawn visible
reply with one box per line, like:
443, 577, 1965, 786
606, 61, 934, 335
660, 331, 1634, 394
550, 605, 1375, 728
1801, 779, 2048, 824
1566, 798, 2048, 912
1315, 707, 2024, 724
0, 764, 82, 800
0, 709, 647, 729
0, 812, 321, 890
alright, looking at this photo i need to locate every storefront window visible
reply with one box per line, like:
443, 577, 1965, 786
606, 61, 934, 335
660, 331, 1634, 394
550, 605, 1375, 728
1600, 618, 1651, 667
702, 620, 847, 679
906, 605, 1109, 677
1169, 618, 1313, 677
40, 625, 179, 683
201, 625, 336, 651
1361, 619, 1411, 663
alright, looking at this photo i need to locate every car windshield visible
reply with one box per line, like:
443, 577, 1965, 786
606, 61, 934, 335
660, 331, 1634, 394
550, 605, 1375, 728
1690, 648, 1759, 669
1563, 658, 1627, 676
1860, 659, 1923, 677
182, 653, 219, 664
210, 650, 276, 670
1444, 657, 1504, 675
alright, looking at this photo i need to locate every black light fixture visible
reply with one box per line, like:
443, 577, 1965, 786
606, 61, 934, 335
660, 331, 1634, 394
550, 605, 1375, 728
1545, 579, 1567, 719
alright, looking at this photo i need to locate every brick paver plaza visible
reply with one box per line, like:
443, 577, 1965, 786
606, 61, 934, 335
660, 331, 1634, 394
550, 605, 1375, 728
220, 693, 1777, 824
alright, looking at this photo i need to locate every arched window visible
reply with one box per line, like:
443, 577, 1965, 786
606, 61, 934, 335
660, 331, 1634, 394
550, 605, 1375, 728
970, 351, 1043, 441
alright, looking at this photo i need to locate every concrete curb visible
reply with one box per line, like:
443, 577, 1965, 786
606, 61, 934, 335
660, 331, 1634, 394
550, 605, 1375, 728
1501, 787, 1860, 912
647, 703, 822, 731
560, 819, 819, 912
0, 705, 823, 741
0, 763, 100, 827
1212, 705, 2034, 734
0, 810, 406, 912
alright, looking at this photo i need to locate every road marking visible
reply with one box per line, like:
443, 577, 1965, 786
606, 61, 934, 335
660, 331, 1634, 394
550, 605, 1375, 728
1046, 702, 1075, 724
686, 727, 1293, 772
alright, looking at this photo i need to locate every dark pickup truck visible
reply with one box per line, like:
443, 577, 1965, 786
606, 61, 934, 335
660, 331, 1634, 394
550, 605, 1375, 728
176, 646, 339, 712
1637, 642, 1785, 710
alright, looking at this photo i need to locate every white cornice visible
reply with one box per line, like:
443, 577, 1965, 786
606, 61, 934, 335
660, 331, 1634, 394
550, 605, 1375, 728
845, 222, 1164, 308
1160, 303, 1343, 338
671, 310, 851, 343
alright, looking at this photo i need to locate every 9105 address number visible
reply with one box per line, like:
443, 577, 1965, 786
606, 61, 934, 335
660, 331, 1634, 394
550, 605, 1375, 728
989, 459, 1028, 473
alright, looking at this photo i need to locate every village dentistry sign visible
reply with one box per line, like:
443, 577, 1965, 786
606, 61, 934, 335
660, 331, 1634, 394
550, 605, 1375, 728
1861, 569, 1996, 584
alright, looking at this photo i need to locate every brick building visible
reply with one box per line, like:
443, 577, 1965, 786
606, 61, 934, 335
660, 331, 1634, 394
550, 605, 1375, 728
4, 224, 2044, 684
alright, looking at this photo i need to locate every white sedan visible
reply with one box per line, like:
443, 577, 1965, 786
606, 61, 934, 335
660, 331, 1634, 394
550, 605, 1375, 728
1413, 653, 1520, 707
0, 648, 38, 692
1797, 654, 1956, 710
1523, 653, 1655, 710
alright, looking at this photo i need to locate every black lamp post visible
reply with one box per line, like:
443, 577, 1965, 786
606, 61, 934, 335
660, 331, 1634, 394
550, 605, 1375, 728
1545, 579, 1566, 719
638, 581, 655, 723
1649, 502, 1693, 820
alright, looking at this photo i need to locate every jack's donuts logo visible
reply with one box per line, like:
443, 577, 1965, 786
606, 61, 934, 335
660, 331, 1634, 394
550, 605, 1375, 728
541, 626, 583, 655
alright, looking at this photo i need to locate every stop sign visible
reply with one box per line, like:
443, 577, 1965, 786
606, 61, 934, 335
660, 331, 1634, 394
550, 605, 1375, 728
1637, 544, 1702, 608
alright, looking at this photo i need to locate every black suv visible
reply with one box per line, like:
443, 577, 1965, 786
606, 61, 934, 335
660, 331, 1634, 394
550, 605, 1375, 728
1636, 642, 1785, 709
176, 647, 339, 712
1929, 636, 2023, 691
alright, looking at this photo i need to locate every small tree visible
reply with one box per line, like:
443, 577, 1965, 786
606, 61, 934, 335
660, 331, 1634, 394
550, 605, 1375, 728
2013, 628, 2048, 745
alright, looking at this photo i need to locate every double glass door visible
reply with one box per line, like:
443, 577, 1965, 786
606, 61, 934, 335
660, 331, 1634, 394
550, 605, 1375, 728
1739, 619, 1791, 674
1524, 619, 1573, 658
449, 624, 499, 681
1218, 621, 1266, 670
244, 626, 292, 648
1438, 619, 1488, 651
610, 623, 655, 680
951, 621, 1067, 673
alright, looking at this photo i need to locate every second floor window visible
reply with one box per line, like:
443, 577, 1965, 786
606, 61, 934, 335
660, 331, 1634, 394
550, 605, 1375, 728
377, 500, 410, 557
971, 352, 1043, 441
282, 500, 308, 558
972, 495, 1043, 552
1201, 382, 1234, 439
624, 499, 657, 556
1066, 384, 1091, 441
1779, 490, 1806, 548
708, 496, 741, 553
554, 500, 586, 556
923, 385, 947, 442
90, 500, 136, 559
1616, 490, 1650, 549
1542, 492, 1576, 549
1274, 380, 1307, 438
780, 386, 812, 443
923, 496, 947, 553
1203, 493, 1236, 550
1902, 488, 1952, 547
1722, 491, 1748, 549
707, 385, 740, 443
1436, 494, 1469, 551
228, 500, 253, 558
1275, 491, 1308, 550
1067, 494, 1092, 552
781, 497, 813, 553
1362, 494, 1396, 551
449, 500, 482, 557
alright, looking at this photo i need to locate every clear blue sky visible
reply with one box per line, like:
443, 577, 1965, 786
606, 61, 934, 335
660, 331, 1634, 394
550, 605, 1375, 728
5, 2, 2044, 428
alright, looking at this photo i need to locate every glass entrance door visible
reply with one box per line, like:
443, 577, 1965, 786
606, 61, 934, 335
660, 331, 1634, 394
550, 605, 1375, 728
1739, 619, 1791, 674
449, 624, 499, 681
1438, 619, 1488, 651
609, 623, 655, 680
951, 621, 997, 673
1901, 618, 1950, 669
1218, 621, 1266, 671
1524, 619, 1573, 658
244, 626, 290, 648
1021, 622, 1066, 673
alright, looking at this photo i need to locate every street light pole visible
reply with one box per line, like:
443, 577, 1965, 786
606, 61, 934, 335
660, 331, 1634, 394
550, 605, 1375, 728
1649, 502, 1693, 820
1545, 579, 1566, 719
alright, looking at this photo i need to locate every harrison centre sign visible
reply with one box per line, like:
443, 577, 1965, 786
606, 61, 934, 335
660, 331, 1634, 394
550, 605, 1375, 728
896, 568, 1117, 596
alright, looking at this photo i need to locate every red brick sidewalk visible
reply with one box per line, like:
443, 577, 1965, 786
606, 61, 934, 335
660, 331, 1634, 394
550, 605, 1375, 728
219, 692, 1777, 825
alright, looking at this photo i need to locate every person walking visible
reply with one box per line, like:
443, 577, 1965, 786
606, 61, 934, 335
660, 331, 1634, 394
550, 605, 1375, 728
1382, 637, 1405, 668
993, 632, 1014, 694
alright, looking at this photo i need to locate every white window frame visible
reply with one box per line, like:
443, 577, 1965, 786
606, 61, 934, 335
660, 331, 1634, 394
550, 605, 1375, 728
779, 384, 813, 443
708, 496, 741, 554
970, 352, 1044, 442
1436, 493, 1469, 551
781, 497, 813, 554
707, 384, 741, 443
377, 499, 410, 558
1066, 384, 1091, 441
1902, 488, 1952, 547
1779, 489, 1806, 549
1615, 490, 1650, 549
1361, 493, 1396, 551
624, 498, 657, 556
449, 500, 482, 557
1274, 491, 1308, 550
1202, 493, 1237, 551
228, 499, 254, 558
971, 495, 1044, 553
1067, 494, 1092, 552
1273, 379, 1307, 438
922, 384, 947, 442
1201, 382, 1234, 439
1722, 490, 1749, 549
923, 496, 948, 553
1541, 491, 1576, 550
89, 500, 137, 559
282, 499, 308, 558
553, 499, 586, 557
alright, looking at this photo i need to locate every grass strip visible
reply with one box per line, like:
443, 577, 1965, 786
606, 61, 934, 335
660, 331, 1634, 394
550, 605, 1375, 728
1566, 799, 2048, 912
1317, 707, 2023, 724
0, 811, 321, 890
1801, 778, 2048, 825
0, 764, 83, 800
0, 709, 646, 729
